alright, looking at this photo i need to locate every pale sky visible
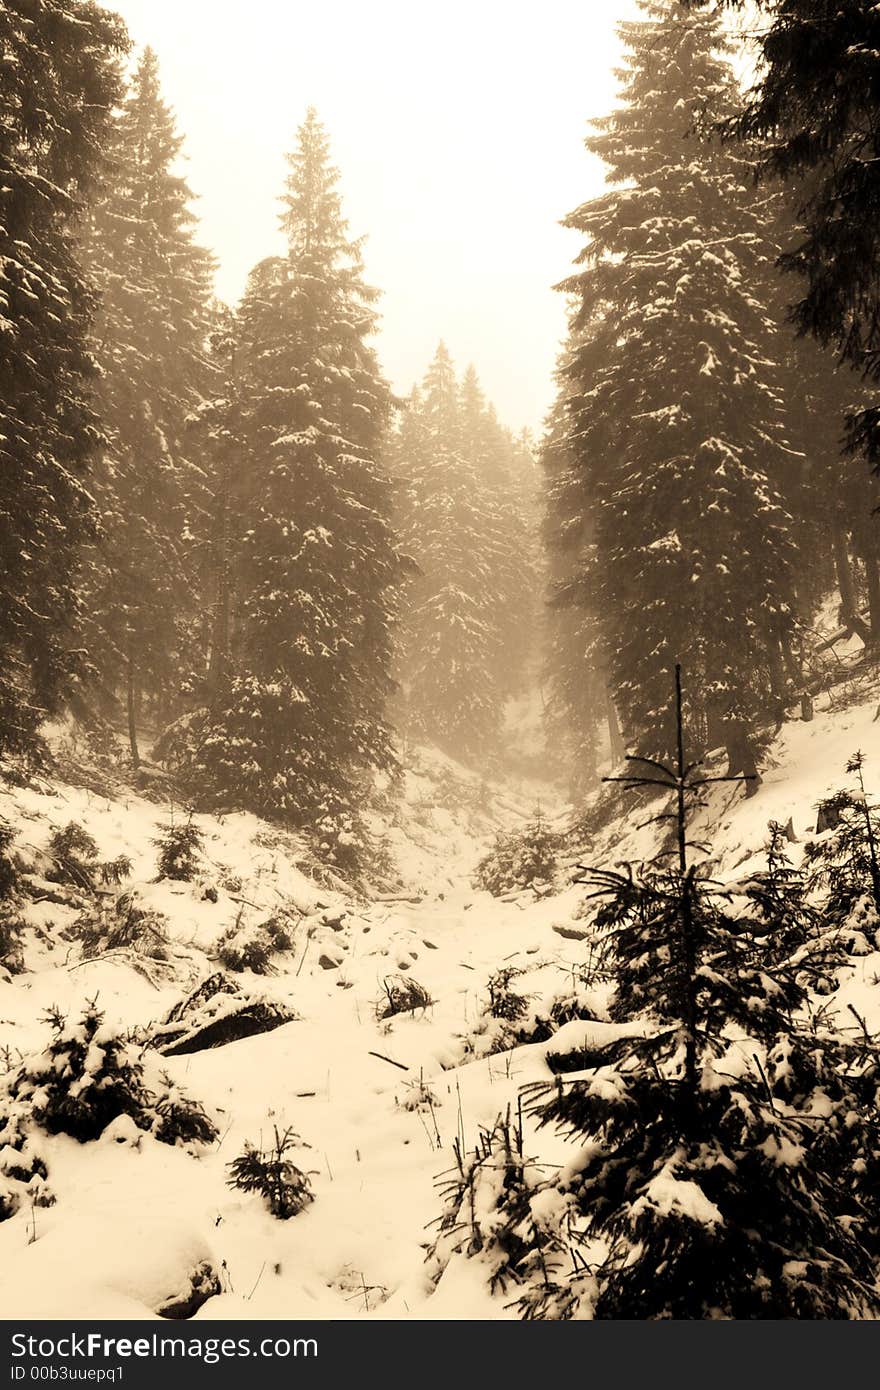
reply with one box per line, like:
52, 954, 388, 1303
109, 0, 639, 432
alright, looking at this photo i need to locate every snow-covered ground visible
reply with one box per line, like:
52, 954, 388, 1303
0, 683, 879, 1320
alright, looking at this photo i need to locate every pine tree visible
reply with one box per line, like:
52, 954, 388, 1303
187, 305, 243, 706
79, 47, 216, 764
391, 345, 508, 761
458, 367, 541, 706
0, 0, 127, 756
687, 2, 880, 471
518, 670, 880, 1319
770, 185, 880, 648
557, 0, 800, 762
192, 111, 403, 860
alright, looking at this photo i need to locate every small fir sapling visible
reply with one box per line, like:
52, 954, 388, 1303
738, 824, 851, 994
0, 821, 24, 972
376, 974, 433, 1020
428, 1108, 559, 1295
525, 672, 880, 1319
486, 967, 531, 1023
227, 1126, 314, 1219
153, 815, 204, 882
804, 753, 880, 940
474, 811, 560, 897
215, 913, 293, 975
449, 668, 880, 1319
2, 1000, 217, 1146
740, 821, 819, 963
46, 822, 132, 893
47, 822, 99, 889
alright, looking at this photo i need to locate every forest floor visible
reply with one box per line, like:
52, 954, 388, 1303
0, 674, 879, 1320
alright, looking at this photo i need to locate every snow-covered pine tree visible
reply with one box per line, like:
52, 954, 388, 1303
0, 0, 126, 757
684, 1, 880, 512
458, 367, 540, 706
518, 669, 880, 1319
768, 183, 880, 647
391, 345, 508, 762
187, 304, 244, 705
557, 0, 800, 762
79, 47, 216, 764
195, 111, 404, 859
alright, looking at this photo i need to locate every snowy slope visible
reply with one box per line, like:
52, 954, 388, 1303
0, 687, 878, 1320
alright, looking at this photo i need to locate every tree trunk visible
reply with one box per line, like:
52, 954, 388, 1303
605, 686, 625, 765
208, 452, 233, 699
127, 647, 140, 769
833, 521, 871, 644
723, 717, 761, 798
865, 546, 880, 650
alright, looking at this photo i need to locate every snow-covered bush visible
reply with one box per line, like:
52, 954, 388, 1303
47, 821, 98, 889
376, 974, 432, 1020
474, 813, 559, 897
0, 821, 24, 973
486, 966, 531, 1023
78, 891, 169, 959
215, 914, 293, 975
227, 1125, 314, 1219
153, 816, 204, 882
0, 1109, 54, 1221
2, 1002, 217, 1147
428, 1111, 560, 1296
804, 755, 880, 939
46, 822, 131, 893
459, 969, 601, 1062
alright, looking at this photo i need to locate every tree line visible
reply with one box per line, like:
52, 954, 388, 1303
544, 0, 880, 789
1, 5, 538, 868
4, 0, 880, 856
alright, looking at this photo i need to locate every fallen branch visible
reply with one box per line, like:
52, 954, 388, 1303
367, 1051, 409, 1072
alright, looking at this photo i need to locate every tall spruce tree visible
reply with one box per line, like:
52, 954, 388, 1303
190, 111, 403, 860
392, 345, 517, 762
0, 0, 126, 756
687, 2, 880, 468
681, 0, 880, 641
80, 47, 216, 763
555, 0, 801, 763
458, 367, 540, 705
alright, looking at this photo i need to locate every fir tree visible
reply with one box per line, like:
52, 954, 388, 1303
391, 345, 507, 761
768, 181, 880, 647
79, 47, 216, 763
194, 111, 404, 856
805, 752, 880, 937
518, 669, 880, 1319
458, 367, 541, 706
0, 0, 127, 756
557, 1, 800, 762
685, 2, 880, 544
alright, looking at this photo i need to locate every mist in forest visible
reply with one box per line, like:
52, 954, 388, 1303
4, 0, 880, 1330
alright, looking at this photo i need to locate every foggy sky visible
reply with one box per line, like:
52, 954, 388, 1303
109, 0, 638, 432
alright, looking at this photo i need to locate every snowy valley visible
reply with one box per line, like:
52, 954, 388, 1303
1, 671, 878, 1321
